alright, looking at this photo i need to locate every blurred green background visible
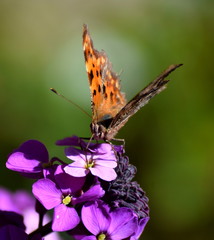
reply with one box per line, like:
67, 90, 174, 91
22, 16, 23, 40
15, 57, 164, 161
0, 0, 213, 239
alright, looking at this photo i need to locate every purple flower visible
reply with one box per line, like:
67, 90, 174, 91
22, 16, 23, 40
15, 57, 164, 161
0, 188, 61, 240
32, 165, 105, 232
5, 135, 149, 239
64, 141, 117, 181
0, 190, 34, 240
6, 140, 50, 178
81, 201, 138, 240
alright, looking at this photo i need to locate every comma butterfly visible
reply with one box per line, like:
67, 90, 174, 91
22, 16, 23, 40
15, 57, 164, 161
83, 24, 182, 141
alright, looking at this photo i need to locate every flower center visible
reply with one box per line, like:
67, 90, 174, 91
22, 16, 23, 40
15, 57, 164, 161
97, 233, 106, 240
85, 158, 95, 169
62, 195, 72, 205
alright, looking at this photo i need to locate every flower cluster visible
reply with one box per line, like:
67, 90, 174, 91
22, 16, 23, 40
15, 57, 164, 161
3, 136, 149, 239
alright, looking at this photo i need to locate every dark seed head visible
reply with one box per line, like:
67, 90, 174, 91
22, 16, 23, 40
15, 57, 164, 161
100, 151, 149, 219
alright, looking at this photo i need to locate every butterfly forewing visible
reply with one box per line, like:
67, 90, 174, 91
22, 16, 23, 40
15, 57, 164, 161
83, 24, 126, 124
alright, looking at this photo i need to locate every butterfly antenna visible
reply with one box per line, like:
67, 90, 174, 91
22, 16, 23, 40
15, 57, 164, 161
50, 88, 91, 118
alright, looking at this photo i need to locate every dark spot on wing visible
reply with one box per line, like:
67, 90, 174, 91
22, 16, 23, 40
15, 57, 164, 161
96, 70, 99, 77
104, 93, 108, 99
102, 85, 106, 94
93, 89, 96, 96
83, 51, 87, 60
89, 70, 94, 85
110, 91, 114, 102
98, 85, 101, 93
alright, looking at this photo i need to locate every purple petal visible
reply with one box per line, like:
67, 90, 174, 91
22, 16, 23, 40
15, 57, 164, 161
56, 136, 87, 148
68, 222, 91, 240
0, 188, 20, 213
13, 140, 49, 162
108, 208, 138, 240
111, 218, 137, 240
0, 211, 25, 230
90, 143, 112, 154
90, 165, 117, 181
82, 201, 110, 235
42, 164, 59, 180
54, 165, 85, 193
94, 151, 116, 161
113, 145, 124, 154
0, 225, 28, 240
131, 217, 149, 240
82, 236, 96, 240
6, 140, 49, 178
52, 204, 80, 231
65, 144, 117, 163
32, 179, 62, 210
94, 159, 117, 168
90, 145, 117, 161
13, 190, 35, 212
65, 147, 87, 162
74, 185, 105, 205
64, 162, 89, 177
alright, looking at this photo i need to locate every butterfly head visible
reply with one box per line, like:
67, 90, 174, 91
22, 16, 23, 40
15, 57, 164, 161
90, 116, 114, 141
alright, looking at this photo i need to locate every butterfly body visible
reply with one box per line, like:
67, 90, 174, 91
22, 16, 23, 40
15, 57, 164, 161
83, 24, 182, 141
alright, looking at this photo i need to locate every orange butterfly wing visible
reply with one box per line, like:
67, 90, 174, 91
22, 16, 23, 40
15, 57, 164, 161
82, 24, 126, 124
